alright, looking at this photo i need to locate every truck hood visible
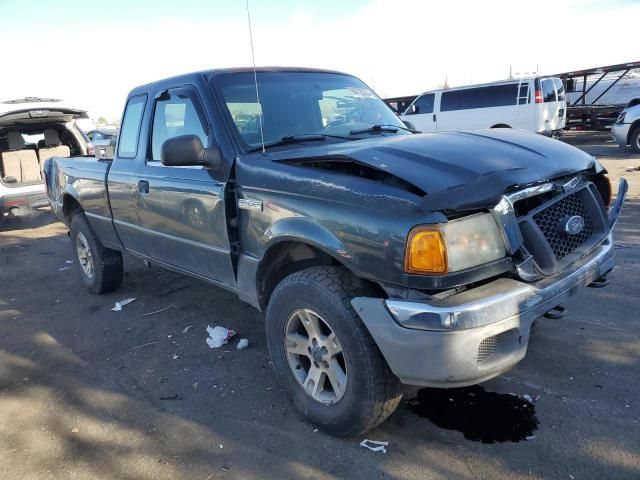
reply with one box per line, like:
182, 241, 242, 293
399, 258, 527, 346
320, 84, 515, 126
272, 129, 598, 212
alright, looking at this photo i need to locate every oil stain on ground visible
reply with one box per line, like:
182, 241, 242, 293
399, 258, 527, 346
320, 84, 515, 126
406, 385, 539, 443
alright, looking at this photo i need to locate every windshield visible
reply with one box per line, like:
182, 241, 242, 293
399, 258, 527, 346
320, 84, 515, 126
213, 71, 409, 150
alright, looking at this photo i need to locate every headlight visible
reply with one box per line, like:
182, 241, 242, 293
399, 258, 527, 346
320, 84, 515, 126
405, 213, 506, 274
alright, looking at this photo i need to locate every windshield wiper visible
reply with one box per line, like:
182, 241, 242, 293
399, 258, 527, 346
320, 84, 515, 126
349, 124, 418, 135
247, 133, 353, 152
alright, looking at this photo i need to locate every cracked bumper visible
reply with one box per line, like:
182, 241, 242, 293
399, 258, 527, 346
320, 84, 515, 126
352, 237, 617, 388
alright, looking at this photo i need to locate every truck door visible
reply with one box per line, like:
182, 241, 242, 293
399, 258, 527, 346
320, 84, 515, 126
401, 93, 436, 132
133, 86, 236, 286
108, 94, 149, 254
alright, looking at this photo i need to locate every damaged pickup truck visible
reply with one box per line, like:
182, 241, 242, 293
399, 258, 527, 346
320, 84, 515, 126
44, 68, 627, 436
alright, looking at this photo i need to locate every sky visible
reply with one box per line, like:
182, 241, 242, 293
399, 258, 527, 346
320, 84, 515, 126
1, 0, 638, 121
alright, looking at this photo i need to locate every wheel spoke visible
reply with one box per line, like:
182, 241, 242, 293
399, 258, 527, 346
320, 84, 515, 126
326, 332, 342, 357
298, 310, 322, 340
326, 359, 347, 399
303, 366, 324, 398
285, 332, 310, 357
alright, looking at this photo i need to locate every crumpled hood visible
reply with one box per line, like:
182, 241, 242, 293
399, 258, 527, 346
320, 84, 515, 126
270, 129, 598, 212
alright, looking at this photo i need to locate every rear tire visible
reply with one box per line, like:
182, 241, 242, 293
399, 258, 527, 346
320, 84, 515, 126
70, 213, 123, 294
265, 266, 402, 437
631, 127, 640, 154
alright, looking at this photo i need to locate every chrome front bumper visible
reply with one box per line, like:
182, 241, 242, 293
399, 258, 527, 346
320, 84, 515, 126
351, 180, 626, 388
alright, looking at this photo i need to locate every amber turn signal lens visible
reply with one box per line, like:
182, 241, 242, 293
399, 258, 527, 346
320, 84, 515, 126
405, 227, 447, 274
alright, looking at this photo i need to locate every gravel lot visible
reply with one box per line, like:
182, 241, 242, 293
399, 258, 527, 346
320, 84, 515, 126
1, 132, 639, 480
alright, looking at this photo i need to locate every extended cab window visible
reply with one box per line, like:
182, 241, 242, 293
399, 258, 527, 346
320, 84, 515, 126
118, 95, 146, 158
150, 90, 208, 162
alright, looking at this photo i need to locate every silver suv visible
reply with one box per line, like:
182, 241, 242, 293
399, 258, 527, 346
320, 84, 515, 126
0, 98, 90, 218
611, 99, 640, 153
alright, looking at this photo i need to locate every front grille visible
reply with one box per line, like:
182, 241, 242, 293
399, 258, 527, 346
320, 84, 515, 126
532, 192, 594, 260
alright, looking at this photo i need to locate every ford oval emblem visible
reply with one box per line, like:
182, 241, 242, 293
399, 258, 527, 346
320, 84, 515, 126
562, 215, 585, 235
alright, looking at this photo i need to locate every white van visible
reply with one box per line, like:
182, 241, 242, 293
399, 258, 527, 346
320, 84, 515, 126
401, 77, 567, 135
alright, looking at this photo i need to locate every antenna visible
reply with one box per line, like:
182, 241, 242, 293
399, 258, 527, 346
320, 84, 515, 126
245, 0, 265, 154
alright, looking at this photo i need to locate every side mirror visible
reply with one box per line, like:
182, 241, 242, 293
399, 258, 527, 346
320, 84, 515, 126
408, 104, 418, 115
402, 120, 417, 131
161, 135, 222, 169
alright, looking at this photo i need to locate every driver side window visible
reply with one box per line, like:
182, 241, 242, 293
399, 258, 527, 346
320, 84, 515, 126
150, 90, 208, 162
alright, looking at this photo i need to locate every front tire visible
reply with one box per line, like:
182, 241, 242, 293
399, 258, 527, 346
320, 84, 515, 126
70, 213, 123, 294
265, 266, 402, 437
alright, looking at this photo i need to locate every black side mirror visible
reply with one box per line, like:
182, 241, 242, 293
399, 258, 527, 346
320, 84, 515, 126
161, 135, 222, 169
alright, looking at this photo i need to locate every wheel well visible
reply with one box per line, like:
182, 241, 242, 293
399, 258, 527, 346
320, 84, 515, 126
491, 124, 511, 128
256, 241, 381, 310
62, 195, 83, 224
628, 120, 640, 144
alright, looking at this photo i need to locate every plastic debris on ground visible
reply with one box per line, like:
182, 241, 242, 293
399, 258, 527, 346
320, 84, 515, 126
111, 298, 136, 311
237, 338, 249, 350
182, 325, 195, 333
359, 439, 388, 453
58, 267, 71, 271
206, 325, 236, 349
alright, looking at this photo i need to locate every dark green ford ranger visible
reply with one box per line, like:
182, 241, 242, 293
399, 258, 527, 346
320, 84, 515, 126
44, 67, 627, 436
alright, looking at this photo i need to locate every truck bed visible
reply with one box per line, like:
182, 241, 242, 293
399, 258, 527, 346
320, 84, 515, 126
44, 155, 113, 228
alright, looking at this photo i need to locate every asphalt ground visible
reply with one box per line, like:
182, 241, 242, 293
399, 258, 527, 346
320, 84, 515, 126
0, 131, 638, 479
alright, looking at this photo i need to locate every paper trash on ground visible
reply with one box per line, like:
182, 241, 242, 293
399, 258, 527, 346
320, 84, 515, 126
206, 325, 236, 348
111, 298, 137, 312
359, 439, 388, 453
237, 338, 249, 350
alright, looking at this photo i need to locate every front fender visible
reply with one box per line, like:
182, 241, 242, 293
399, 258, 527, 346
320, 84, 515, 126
264, 216, 353, 263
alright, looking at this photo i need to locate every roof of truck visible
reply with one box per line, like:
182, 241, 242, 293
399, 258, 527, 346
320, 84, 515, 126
128, 67, 353, 96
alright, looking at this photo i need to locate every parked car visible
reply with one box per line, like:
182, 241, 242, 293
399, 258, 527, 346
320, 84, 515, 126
44, 67, 626, 436
0, 98, 91, 218
401, 77, 566, 135
611, 98, 640, 153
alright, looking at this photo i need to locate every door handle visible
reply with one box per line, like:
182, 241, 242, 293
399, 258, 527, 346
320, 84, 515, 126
433, 114, 436, 122
138, 180, 149, 194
